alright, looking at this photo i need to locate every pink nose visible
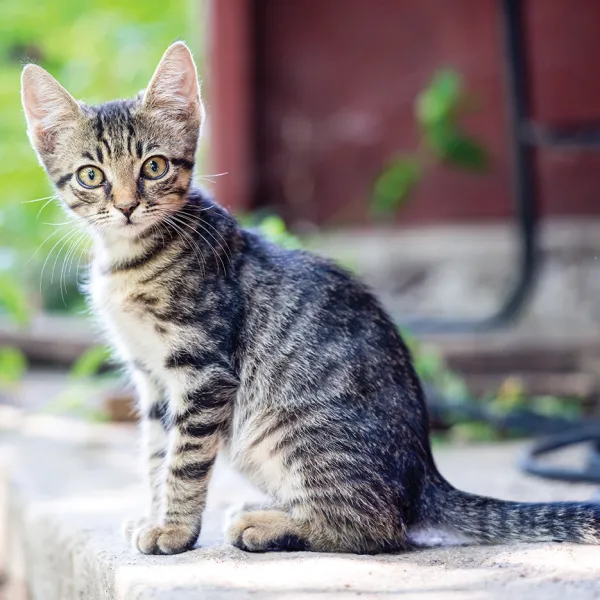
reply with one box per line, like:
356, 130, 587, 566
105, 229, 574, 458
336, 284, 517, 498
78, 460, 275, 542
115, 202, 139, 218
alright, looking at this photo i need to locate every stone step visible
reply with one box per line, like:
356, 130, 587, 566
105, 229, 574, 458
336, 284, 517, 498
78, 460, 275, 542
421, 329, 600, 377
2, 409, 600, 599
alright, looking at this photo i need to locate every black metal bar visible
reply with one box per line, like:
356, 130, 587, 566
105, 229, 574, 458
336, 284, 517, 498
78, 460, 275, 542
521, 121, 600, 149
403, 0, 540, 334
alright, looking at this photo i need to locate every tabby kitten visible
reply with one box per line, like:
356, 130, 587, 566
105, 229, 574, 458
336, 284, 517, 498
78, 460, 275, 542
21, 42, 600, 555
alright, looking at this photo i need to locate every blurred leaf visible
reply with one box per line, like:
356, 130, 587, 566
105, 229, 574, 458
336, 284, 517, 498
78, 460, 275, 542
426, 123, 489, 171
532, 395, 582, 420
240, 213, 303, 250
42, 382, 111, 422
0, 274, 30, 325
70, 345, 111, 379
399, 328, 418, 352
430, 433, 450, 447
416, 70, 462, 127
0, 345, 27, 385
450, 421, 500, 443
372, 156, 421, 214
413, 346, 445, 382
489, 376, 527, 415
438, 371, 470, 403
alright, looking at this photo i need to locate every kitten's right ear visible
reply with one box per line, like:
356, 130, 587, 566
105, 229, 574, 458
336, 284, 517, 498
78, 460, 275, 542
21, 64, 81, 155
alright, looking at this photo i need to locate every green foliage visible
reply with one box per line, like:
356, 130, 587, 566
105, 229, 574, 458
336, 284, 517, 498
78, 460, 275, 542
417, 70, 489, 171
372, 156, 420, 215
485, 377, 582, 421
69, 344, 111, 379
41, 383, 112, 422
42, 344, 115, 421
416, 70, 462, 126
0, 275, 29, 389
373, 69, 489, 215
0, 345, 27, 388
0, 274, 30, 325
404, 331, 583, 443
240, 213, 303, 250
449, 421, 500, 443
424, 123, 488, 171
403, 329, 470, 403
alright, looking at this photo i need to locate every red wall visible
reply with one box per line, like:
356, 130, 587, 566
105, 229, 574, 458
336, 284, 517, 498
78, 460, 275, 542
252, 0, 600, 226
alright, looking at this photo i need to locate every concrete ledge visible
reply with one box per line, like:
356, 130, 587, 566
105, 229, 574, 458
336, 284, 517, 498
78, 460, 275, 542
3, 413, 600, 599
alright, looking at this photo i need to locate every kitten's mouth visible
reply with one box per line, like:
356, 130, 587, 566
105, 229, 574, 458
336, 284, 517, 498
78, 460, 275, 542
113, 217, 156, 239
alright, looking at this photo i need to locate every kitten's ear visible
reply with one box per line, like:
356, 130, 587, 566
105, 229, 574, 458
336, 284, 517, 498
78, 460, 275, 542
143, 42, 204, 127
21, 64, 81, 155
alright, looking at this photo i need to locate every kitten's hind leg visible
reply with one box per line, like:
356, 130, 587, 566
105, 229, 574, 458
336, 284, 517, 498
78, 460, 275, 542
226, 509, 310, 552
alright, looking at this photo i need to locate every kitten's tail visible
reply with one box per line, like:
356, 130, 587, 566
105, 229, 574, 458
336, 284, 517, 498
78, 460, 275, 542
418, 480, 600, 545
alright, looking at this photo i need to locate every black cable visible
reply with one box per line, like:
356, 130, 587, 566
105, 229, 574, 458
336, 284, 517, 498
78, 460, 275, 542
519, 425, 600, 484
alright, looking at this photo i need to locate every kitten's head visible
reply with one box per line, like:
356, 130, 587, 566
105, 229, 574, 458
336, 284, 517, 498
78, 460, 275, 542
21, 42, 204, 241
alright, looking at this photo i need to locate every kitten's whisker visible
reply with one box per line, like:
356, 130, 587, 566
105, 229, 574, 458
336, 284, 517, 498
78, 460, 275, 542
153, 221, 166, 249
51, 227, 85, 288
177, 212, 232, 269
25, 226, 65, 267
164, 216, 207, 278
199, 205, 238, 226
176, 210, 230, 252
36, 197, 58, 219
61, 232, 88, 302
21, 195, 58, 204
69, 233, 89, 284
198, 218, 233, 260
74, 244, 92, 287
39, 227, 83, 294
41, 220, 76, 226
59, 236, 79, 305
197, 171, 228, 179
164, 214, 207, 277
168, 213, 227, 276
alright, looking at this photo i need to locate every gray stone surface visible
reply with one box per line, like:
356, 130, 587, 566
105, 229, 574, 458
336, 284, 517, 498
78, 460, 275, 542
2, 411, 600, 600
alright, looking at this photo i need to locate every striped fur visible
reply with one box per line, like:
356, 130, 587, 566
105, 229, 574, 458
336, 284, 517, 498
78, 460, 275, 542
22, 42, 600, 555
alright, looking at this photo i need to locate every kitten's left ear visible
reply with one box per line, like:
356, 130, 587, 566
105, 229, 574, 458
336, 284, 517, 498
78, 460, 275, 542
21, 64, 82, 155
143, 42, 205, 127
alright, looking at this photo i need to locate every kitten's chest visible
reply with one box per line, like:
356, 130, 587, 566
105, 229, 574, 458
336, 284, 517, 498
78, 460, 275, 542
91, 270, 168, 369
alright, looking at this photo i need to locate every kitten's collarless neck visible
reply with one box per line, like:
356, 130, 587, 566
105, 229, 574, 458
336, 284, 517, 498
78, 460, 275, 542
93, 231, 164, 276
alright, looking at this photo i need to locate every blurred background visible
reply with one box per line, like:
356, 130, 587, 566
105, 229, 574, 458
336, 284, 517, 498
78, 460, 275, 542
2, 0, 600, 595
1, 0, 600, 508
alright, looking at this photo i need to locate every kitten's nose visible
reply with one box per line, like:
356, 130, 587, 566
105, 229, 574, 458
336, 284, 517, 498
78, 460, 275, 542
115, 202, 139, 219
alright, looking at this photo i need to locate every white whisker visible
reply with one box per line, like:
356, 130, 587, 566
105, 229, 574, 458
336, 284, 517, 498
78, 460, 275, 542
169, 213, 227, 276
177, 211, 232, 270
20, 194, 58, 204
25, 226, 65, 267
39, 227, 83, 295
36, 197, 58, 219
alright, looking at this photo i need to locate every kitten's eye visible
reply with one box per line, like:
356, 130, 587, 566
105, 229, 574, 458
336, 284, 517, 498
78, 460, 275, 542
76, 166, 105, 188
141, 156, 169, 180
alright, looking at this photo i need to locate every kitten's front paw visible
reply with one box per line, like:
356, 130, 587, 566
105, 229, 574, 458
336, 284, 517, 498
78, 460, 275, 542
132, 524, 197, 555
